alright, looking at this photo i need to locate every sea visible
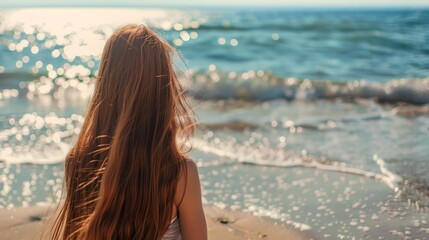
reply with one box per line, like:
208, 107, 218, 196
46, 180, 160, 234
0, 7, 429, 239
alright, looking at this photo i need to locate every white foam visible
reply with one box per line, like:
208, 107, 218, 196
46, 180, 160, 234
0, 113, 79, 165
192, 138, 402, 191
0, 142, 69, 164
189, 70, 429, 104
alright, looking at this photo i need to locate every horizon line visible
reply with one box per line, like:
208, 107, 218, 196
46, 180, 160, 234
0, 4, 429, 9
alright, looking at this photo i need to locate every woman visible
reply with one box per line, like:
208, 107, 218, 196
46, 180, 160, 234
51, 24, 207, 240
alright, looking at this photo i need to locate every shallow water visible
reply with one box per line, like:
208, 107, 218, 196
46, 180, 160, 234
1, 7, 429, 239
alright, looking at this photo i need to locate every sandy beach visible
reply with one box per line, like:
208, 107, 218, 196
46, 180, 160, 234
0, 204, 310, 240
1, 6, 429, 240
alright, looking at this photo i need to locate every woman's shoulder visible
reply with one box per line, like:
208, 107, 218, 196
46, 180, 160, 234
184, 157, 197, 170
175, 157, 200, 207
180, 157, 199, 186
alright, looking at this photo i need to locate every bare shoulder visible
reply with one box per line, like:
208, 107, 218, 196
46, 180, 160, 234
184, 158, 198, 174
184, 159, 201, 189
175, 158, 201, 207
176, 157, 207, 239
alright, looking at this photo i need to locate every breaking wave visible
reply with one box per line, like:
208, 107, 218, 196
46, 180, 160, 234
188, 70, 429, 104
1, 70, 429, 105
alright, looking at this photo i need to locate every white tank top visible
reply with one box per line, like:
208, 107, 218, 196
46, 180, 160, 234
161, 216, 182, 240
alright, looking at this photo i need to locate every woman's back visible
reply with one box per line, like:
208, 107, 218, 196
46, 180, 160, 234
51, 24, 207, 240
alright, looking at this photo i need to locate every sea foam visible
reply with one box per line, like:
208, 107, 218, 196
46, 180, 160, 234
189, 70, 429, 104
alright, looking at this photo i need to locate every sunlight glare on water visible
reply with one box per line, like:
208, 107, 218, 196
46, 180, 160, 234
1, 7, 429, 239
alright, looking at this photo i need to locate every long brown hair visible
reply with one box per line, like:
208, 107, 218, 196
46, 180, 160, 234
51, 24, 194, 240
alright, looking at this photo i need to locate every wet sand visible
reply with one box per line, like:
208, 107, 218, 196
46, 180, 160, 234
0, 204, 310, 240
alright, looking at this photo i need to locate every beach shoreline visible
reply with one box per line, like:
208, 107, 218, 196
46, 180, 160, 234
0, 204, 311, 240
0, 7, 429, 239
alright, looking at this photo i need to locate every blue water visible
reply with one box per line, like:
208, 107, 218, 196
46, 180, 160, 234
177, 9, 429, 82
4, 8, 428, 81
1, 7, 429, 239
1, 8, 428, 103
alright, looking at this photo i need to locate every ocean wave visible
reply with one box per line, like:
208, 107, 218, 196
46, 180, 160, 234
191, 138, 402, 191
200, 120, 260, 131
185, 22, 381, 32
1, 70, 429, 105
191, 136, 429, 209
188, 70, 429, 105
0, 113, 81, 164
